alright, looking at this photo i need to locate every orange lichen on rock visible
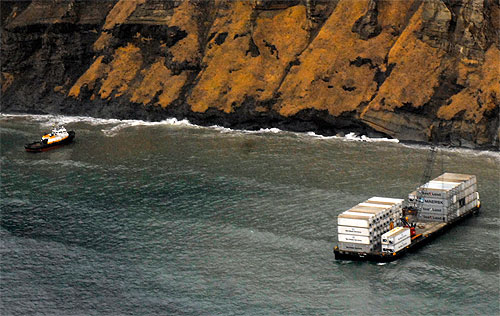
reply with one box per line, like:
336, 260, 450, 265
157, 73, 188, 107
99, 43, 143, 99
68, 56, 110, 98
103, 0, 145, 30
366, 3, 447, 112
168, 0, 201, 64
189, 2, 309, 113
437, 46, 500, 123
93, 32, 113, 51
277, 0, 398, 117
129, 58, 187, 107
252, 5, 310, 99
53, 85, 65, 94
1, 72, 14, 92
377, 0, 417, 30
93, 0, 146, 52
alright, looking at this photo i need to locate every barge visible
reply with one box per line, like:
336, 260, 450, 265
334, 173, 480, 263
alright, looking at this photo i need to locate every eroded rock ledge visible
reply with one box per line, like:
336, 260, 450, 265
1, 0, 499, 149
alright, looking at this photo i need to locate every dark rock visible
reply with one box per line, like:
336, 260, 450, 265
351, 0, 381, 40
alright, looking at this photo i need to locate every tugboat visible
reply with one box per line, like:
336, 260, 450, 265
25, 126, 75, 152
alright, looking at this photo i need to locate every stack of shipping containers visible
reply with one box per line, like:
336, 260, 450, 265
337, 197, 404, 253
381, 227, 411, 253
408, 173, 479, 222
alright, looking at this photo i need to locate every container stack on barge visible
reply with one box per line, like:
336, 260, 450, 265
407, 173, 479, 222
337, 197, 404, 253
381, 227, 411, 253
334, 173, 481, 262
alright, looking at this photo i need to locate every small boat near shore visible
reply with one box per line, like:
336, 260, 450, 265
25, 126, 75, 152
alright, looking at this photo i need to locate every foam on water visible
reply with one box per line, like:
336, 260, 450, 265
401, 142, 500, 159
1, 113, 401, 144
100, 117, 196, 136
1, 113, 197, 136
306, 131, 399, 143
2, 114, 499, 160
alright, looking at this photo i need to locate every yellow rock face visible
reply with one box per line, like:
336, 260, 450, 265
130, 58, 187, 107
188, 2, 309, 113
69, 56, 110, 98
169, 0, 202, 65
366, 4, 446, 112
99, 43, 143, 99
94, 0, 146, 51
70, 0, 199, 108
103, 0, 146, 30
56, 0, 498, 145
437, 46, 500, 123
277, 0, 407, 117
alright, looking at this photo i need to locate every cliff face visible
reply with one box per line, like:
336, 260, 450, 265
1, 0, 499, 148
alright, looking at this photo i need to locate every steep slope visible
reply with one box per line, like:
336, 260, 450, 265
1, 0, 498, 148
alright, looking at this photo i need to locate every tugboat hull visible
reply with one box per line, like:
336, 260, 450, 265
25, 131, 75, 152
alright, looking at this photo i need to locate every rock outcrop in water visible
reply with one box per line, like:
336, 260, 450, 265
1, 0, 499, 148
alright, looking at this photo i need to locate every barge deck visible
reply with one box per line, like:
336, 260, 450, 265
334, 206, 480, 263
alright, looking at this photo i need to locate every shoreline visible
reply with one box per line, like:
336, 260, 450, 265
2, 111, 499, 154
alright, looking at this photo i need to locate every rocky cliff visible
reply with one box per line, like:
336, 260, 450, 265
1, 0, 499, 148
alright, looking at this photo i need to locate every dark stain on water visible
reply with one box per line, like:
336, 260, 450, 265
1, 115, 499, 315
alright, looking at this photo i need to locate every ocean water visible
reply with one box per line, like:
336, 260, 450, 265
1, 114, 499, 315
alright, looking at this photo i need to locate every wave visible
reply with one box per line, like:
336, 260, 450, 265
306, 131, 400, 143
1, 113, 120, 126
441, 146, 500, 159
3, 113, 392, 142
401, 142, 500, 159
0, 113, 198, 136
11, 158, 98, 169
100, 117, 196, 136
4, 113, 498, 157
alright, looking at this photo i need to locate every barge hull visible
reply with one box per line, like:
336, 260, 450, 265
334, 206, 480, 263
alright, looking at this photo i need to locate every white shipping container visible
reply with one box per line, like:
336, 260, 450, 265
434, 173, 476, 188
418, 175, 477, 199
421, 196, 455, 207
357, 203, 392, 216
380, 226, 391, 236
358, 202, 391, 209
342, 211, 376, 222
421, 204, 453, 213
338, 226, 373, 236
457, 199, 479, 217
382, 237, 411, 253
348, 207, 384, 220
420, 189, 476, 212
381, 227, 411, 245
418, 212, 451, 222
421, 180, 461, 192
368, 197, 405, 205
338, 214, 373, 228
338, 234, 373, 245
338, 242, 375, 253
465, 192, 476, 204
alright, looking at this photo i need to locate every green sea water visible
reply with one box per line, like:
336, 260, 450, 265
1, 114, 499, 315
